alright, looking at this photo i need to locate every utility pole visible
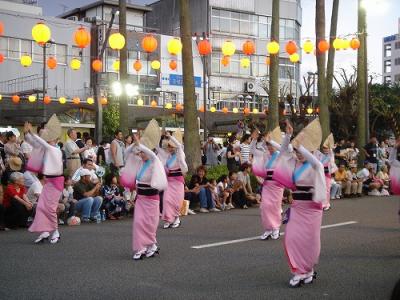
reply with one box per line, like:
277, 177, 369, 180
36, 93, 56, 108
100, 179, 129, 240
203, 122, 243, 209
268, 0, 279, 131
119, 0, 129, 135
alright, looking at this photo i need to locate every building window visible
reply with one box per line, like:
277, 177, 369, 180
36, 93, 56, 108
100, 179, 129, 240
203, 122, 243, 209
8, 38, 20, 59
384, 76, 391, 84
72, 46, 82, 59
384, 44, 391, 57
384, 60, 391, 73
258, 16, 271, 39
211, 8, 258, 36
395, 58, 400, 66
57, 44, 67, 64
395, 41, 400, 49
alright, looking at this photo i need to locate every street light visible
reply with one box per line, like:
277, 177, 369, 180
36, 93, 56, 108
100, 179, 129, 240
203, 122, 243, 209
111, 81, 123, 97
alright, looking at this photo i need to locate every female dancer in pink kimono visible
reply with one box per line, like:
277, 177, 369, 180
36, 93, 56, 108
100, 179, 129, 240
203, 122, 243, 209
122, 137, 167, 260
250, 130, 286, 240
273, 121, 326, 287
158, 132, 188, 229
23, 118, 64, 244
389, 137, 400, 195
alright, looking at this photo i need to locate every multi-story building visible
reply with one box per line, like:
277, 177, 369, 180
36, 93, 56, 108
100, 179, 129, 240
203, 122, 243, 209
382, 18, 400, 84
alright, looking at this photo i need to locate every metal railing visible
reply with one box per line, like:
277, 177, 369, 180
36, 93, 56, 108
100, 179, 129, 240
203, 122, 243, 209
0, 74, 44, 95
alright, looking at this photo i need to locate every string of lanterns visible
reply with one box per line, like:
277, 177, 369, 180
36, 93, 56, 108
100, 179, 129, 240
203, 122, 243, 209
0, 94, 109, 105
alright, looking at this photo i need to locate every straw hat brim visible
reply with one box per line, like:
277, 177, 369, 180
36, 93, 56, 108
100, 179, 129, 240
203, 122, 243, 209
141, 119, 161, 150
292, 118, 322, 152
40, 114, 61, 142
9, 157, 22, 171
270, 126, 282, 144
323, 133, 335, 149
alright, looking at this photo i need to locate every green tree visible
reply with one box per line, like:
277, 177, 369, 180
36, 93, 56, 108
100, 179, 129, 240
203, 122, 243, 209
103, 101, 120, 140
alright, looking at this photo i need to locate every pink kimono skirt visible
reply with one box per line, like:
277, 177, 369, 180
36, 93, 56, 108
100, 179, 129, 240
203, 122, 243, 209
132, 194, 160, 252
284, 200, 323, 275
29, 176, 64, 233
162, 176, 184, 223
261, 180, 284, 231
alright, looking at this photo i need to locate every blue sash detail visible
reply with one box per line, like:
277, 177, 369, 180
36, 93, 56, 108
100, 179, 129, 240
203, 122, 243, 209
166, 154, 177, 169
292, 161, 311, 183
265, 151, 280, 170
320, 154, 330, 165
137, 159, 151, 181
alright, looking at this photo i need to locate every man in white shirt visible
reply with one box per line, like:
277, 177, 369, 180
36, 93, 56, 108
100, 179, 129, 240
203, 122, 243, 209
72, 158, 99, 183
64, 129, 88, 176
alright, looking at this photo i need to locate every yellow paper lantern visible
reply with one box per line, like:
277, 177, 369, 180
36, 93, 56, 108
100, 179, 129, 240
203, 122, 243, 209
307, 107, 313, 114
108, 32, 125, 50
165, 102, 172, 109
28, 95, 36, 102
240, 57, 250, 68
137, 98, 144, 106
289, 53, 300, 63
333, 38, 343, 50
113, 59, 120, 71
0, 95, 2, 101
101, 97, 108, 105
70, 58, 81, 70
87, 97, 94, 105
59, 97, 66, 104
151, 60, 161, 70
232, 107, 239, 114
210, 106, 216, 113
342, 39, 350, 50
267, 41, 280, 55
252, 108, 259, 114
167, 38, 182, 55
303, 39, 314, 54
32, 22, 51, 45
221, 41, 236, 56
20, 55, 32, 67
227, 132, 232, 137
150, 100, 157, 107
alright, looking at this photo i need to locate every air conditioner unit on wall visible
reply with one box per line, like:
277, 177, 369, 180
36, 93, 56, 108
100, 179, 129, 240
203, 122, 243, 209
245, 82, 256, 93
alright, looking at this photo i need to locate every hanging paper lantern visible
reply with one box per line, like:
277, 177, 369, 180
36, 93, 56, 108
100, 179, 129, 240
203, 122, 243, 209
265, 56, 270, 65
43, 96, 51, 104
142, 34, 158, 53
222, 107, 228, 114
252, 108, 259, 114
73, 97, 80, 105
70, 58, 81, 70
165, 102, 173, 109
59, 97, 66, 104
100, 97, 108, 105
137, 98, 144, 106
242, 40, 255, 56
240, 57, 250, 68
47, 57, 57, 69
350, 38, 360, 50
176, 103, 183, 111
209, 106, 216, 113
32, 22, 51, 45
307, 107, 313, 114
12, 95, 20, 103
333, 38, 343, 50
133, 59, 142, 72
285, 40, 298, 55
113, 59, 120, 71
342, 39, 350, 50
317, 39, 330, 53
243, 107, 250, 115
0, 21, 3, 36
0, 95, 2, 101
92, 59, 102, 72
28, 95, 36, 103
87, 97, 94, 105
20, 55, 32, 67
303, 40, 314, 54
199, 106, 205, 113
198, 39, 212, 56
267, 41, 280, 55
151, 60, 161, 70
167, 38, 182, 55
221, 55, 230, 66
109, 32, 125, 50
222, 40, 236, 56
0, 53, 4, 63
150, 100, 157, 107
289, 53, 300, 63
169, 59, 177, 70
74, 26, 91, 49
232, 107, 239, 114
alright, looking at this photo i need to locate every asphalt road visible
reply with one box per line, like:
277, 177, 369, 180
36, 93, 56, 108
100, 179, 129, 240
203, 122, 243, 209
0, 196, 399, 300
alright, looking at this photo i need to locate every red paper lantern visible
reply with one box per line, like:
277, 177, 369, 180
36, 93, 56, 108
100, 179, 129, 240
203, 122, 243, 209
0, 53, 4, 63
242, 40, 255, 56
317, 40, 330, 53
47, 57, 57, 69
221, 55, 230, 66
198, 39, 212, 56
285, 40, 298, 55
265, 56, 270, 65
92, 59, 103, 72
151, 100, 157, 107
350, 38, 360, 50
243, 107, 250, 115
222, 107, 228, 114
133, 60, 142, 72
100, 97, 108, 105
199, 106, 205, 112
142, 34, 158, 53
12, 95, 20, 103
74, 26, 91, 49
169, 59, 177, 70
0, 22, 4, 36
43, 95, 51, 104
73, 97, 80, 105
176, 103, 183, 111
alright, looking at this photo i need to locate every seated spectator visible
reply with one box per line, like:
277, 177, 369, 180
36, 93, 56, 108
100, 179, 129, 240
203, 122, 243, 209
217, 175, 234, 210
73, 169, 103, 223
102, 174, 125, 220
347, 164, 363, 197
23, 170, 39, 189
357, 162, 371, 194
330, 178, 342, 200
61, 176, 77, 221
72, 158, 99, 183
376, 165, 390, 190
364, 165, 383, 196
334, 164, 351, 198
237, 163, 261, 205
229, 171, 251, 209
3, 172, 32, 228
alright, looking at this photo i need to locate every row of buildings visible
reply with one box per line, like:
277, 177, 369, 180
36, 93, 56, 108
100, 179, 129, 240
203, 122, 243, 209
0, 0, 302, 138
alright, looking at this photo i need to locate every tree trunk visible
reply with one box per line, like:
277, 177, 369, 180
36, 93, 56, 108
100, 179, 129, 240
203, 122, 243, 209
357, 0, 366, 165
268, 0, 279, 131
179, 0, 202, 173
326, 0, 339, 102
315, 0, 330, 140
119, 0, 129, 135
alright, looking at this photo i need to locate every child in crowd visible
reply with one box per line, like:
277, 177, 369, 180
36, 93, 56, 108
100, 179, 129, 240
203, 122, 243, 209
102, 174, 125, 220
209, 179, 222, 209
217, 175, 234, 210
61, 177, 77, 221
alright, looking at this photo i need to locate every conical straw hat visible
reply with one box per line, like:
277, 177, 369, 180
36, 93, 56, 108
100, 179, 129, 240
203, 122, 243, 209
141, 119, 161, 150
323, 133, 335, 149
40, 114, 61, 142
172, 128, 183, 144
292, 118, 322, 152
270, 126, 282, 144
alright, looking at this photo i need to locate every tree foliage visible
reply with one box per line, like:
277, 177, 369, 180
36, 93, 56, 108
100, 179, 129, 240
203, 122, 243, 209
102, 101, 120, 141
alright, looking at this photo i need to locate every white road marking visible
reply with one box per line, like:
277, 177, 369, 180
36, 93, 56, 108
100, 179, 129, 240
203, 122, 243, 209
191, 221, 358, 249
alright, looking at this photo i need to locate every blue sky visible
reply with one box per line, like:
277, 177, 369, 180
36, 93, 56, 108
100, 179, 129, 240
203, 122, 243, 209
40, 0, 399, 81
